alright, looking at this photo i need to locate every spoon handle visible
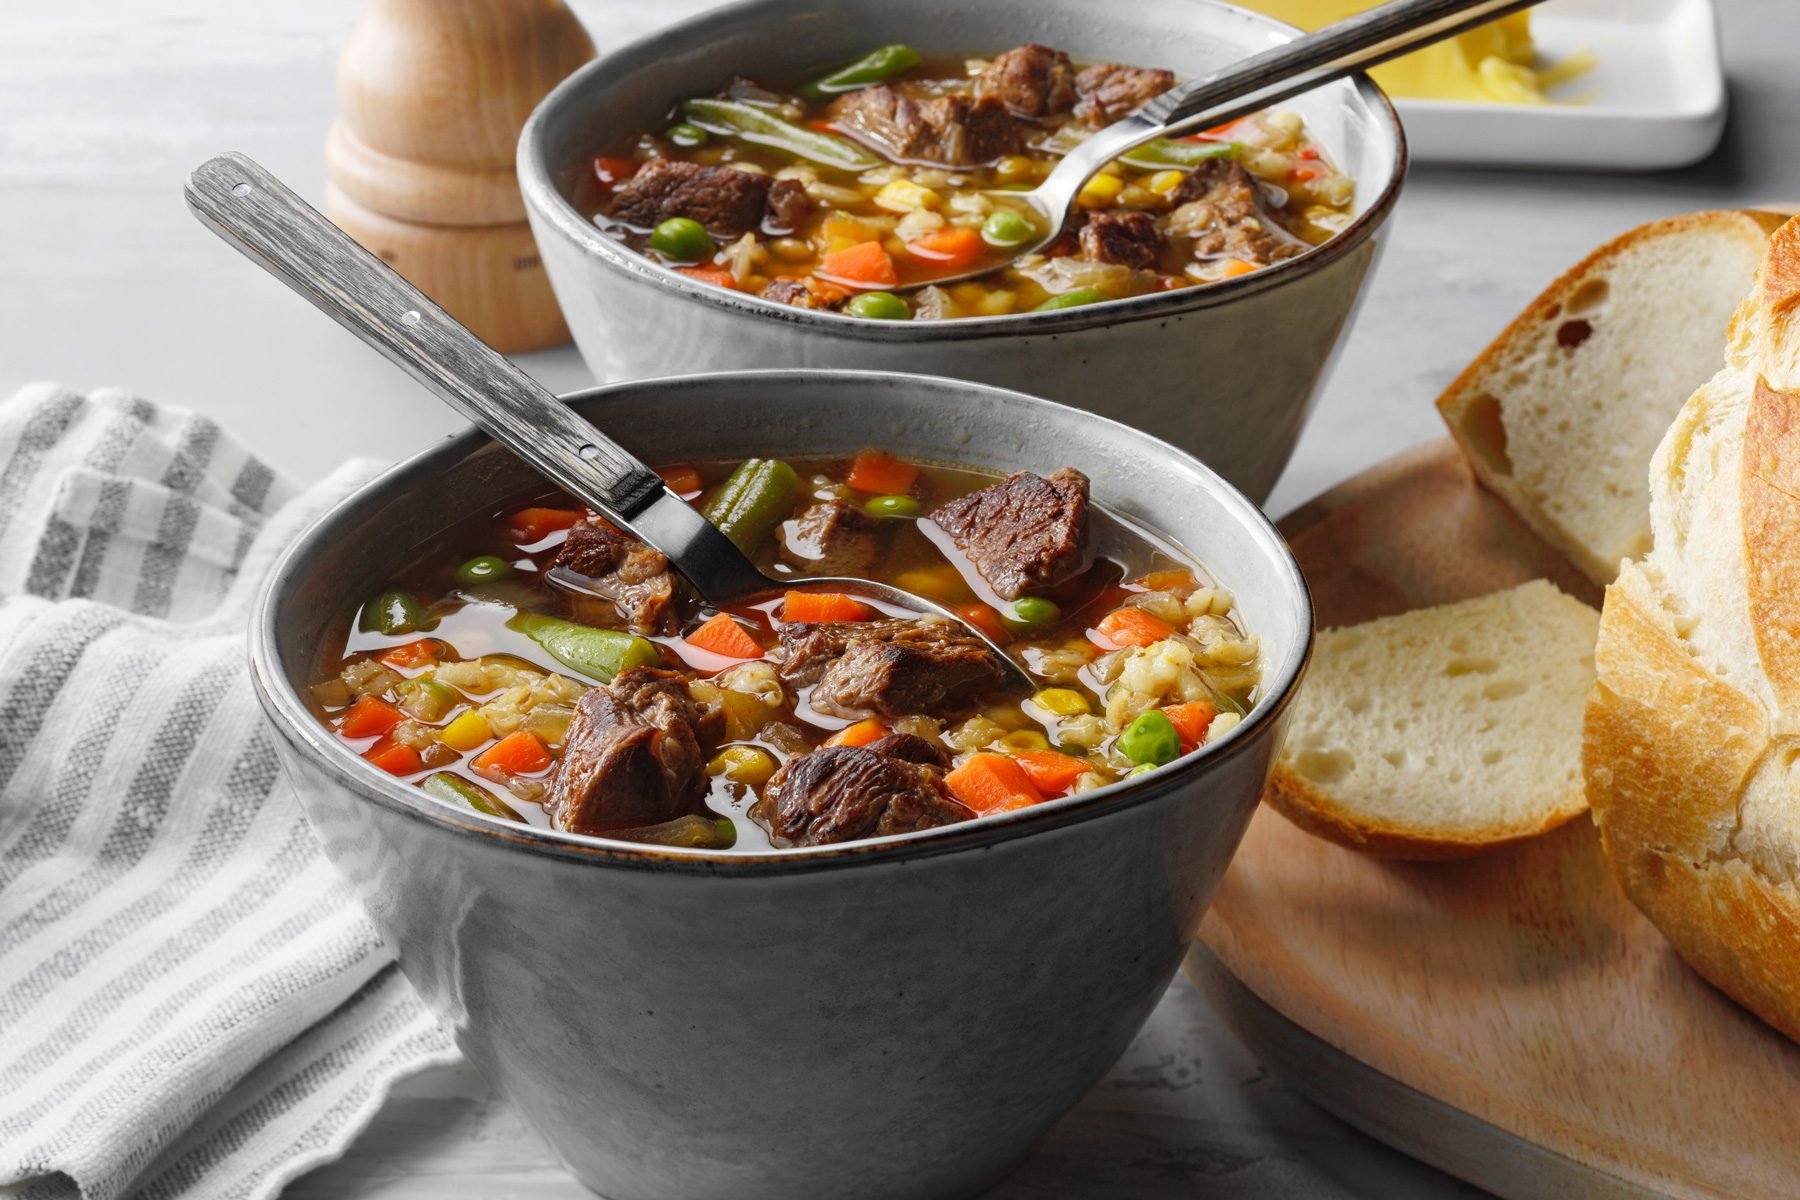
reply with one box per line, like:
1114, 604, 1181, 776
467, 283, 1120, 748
185, 152, 666, 518
185, 152, 775, 603
1144, 0, 1540, 130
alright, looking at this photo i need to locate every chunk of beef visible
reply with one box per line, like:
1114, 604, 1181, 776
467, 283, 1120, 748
1075, 62, 1176, 126
760, 277, 839, 310
779, 499, 878, 576
1079, 210, 1162, 270
547, 667, 721, 835
551, 519, 679, 635
830, 86, 1022, 166
777, 618, 1008, 721
928, 468, 1090, 601
864, 732, 950, 769
608, 158, 808, 238
1166, 159, 1307, 268
755, 742, 971, 846
975, 44, 1077, 118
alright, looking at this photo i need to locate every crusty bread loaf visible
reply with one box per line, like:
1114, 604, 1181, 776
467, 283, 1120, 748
1585, 213, 1800, 1044
1266, 580, 1598, 860
1438, 211, 1789, 585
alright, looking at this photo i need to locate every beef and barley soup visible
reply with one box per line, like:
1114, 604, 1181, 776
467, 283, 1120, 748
312, 452, 1261, 851
568, 42, 1355, 321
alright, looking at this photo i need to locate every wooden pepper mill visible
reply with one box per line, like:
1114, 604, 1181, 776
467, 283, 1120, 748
325, 0, 595, 354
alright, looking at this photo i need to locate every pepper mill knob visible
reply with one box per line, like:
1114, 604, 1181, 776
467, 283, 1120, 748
325, 0, 594, 354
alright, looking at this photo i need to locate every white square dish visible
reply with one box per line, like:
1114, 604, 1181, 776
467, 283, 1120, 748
1395, 0, 1726, 169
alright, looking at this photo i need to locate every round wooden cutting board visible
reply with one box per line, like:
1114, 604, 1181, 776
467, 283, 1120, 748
1188, 439, 1800, 1200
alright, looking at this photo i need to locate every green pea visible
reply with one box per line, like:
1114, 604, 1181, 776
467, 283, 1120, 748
981, 209, 1038, 250
846, 291, 910, 320
667, 122, 710, 148
1118, 710, 1180, 767
648, 216, 714, 262
358, 588, 432, 636
455, 555, 514, 585
1032, 287, 1110, 313
864, 494, 921, 519
1001, 596, 1060, 631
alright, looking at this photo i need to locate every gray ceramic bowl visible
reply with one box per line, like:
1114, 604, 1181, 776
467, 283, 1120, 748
518, 0, 1404, 503
252, 371, 1310, 1200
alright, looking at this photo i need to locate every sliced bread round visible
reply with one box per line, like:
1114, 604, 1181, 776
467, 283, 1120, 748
1267, 579, 1599, 860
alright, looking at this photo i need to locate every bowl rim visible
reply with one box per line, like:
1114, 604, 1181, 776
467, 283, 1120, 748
516, 0, 1407, 341
250, 368, 1313, 875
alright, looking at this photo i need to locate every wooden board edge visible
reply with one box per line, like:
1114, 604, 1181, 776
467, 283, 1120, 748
1182, 944, 1665, 1200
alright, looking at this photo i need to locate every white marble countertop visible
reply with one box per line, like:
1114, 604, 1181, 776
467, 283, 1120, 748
4, 0, 1795, 1195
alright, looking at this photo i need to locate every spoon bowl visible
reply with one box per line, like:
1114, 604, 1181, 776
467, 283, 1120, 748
183, 152, 1034, 689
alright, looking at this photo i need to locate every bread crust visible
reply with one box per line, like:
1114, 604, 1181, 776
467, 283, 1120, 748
1438, 209, 1792, 585
1585, 213, 1800, 1045
1265, 761, 1586, 861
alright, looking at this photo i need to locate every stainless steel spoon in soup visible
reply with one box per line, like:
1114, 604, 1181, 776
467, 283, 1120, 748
183, 152, 1036, 689
882, 0, 1545, 292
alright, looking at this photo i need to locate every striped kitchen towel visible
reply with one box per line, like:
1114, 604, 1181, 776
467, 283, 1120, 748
0, 384, 459, 1200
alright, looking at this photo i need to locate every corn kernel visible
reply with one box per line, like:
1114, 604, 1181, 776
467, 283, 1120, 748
895, 565, 973, 603
995, 155, 1036, 184
873, 179, 942, 213
1030, 687, 1092, 717
708, 745, 778, 788
1001, 730, 1051, 752
1118, 185, 1156, 209
439, 710, 493, 753
1077, 173, 1124, 209
1149, 170, 1186, 195
769, 237, 812, 262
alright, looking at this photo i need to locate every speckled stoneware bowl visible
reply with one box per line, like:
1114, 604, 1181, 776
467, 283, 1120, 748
252, 371, 1311, 1200
518, 0, 1404, 503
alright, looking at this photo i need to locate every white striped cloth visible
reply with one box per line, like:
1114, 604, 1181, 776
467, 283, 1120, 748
0, 384, 459, 1200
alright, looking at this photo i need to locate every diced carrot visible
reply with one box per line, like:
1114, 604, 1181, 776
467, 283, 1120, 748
817, 241, 898, 289
658, 464, 703, 495
593, 156, 639, 186
510, 506, 584, 542
825, 718, 890, 748
678, 266, 738, 290
945, 753, 1045, 815
1133, 568, 1196, 594
380, 639, 441, 669
906, 226, 984, 273
686, 612, 763, 660
956, 603, 1011, 645
1220, 259, 1257, 279
1013, 750, 1091, 796
364, 738, 423, 776
1163, 701, 1219, 754
1199, 119, 1243, 138
340, 694, 403, 739
807, 118, 840, 133
473, 730, 552, 777
1091, 607, 1175, 649
782, 591, 874, 623
845, 449, 921, 496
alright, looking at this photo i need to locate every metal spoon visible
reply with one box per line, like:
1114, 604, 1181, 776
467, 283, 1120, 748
184, 152, 1034, 688
892, 0, 1544, 291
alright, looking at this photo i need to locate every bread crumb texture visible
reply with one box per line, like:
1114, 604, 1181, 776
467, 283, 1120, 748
1269, 579, 1597, 858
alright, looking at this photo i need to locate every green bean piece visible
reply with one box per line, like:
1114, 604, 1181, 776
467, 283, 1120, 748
1118, 710, 1181, 766
682, 98, 880, 171
610, 814, 738, 849
1119, 138, 1242, 171
846, 291, 910, 321
980, 208, 1038, 250
358, 588, 433, 636
1032, 287, 1110, 313
1001, 596, 1060, 631
422, 772, 525, 822
864, 494, 922, 519
667, 121, 710, 148
798, 44, 922, 102
701, 458, 801, 554
648, 216, 715, 262
507, 612, 661, 682
456, 555, 514, 585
